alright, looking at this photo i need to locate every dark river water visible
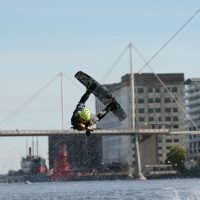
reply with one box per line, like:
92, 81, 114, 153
0, 179, 200, 200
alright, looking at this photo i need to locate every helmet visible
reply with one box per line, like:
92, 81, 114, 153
78, 108, 91, 122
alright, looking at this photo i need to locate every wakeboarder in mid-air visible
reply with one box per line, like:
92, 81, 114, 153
71, 71, 127, 136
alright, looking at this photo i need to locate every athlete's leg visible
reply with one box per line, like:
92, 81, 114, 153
96, 110, 108, 121
86, 130, 91, 136
96, 100, 116, 121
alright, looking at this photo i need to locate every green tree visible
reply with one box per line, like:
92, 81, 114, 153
165, 145, 186, 173
8, 169, 17, 176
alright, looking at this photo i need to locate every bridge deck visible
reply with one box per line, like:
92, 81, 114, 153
1, 129, 199, 137
0, 129, 171, 136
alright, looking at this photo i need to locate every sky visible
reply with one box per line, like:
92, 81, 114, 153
0, 0, 199, 173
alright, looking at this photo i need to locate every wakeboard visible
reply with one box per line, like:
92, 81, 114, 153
75, 71, 127, 121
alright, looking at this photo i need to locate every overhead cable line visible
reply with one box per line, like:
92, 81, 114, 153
0, 73, 60, 128
138, 8, 200, 74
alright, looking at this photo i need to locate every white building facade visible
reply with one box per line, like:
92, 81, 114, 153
97, 73, 186, 174
184, 78, 200, 161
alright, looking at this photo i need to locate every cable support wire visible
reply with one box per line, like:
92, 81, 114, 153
138, 8, 200, 74
131, 43, 199, 130
62, 72, 83, 91
101, 44, 129, 83
98, 45, 131, 125
98, 44, 130, 125
0, 73, 60, 128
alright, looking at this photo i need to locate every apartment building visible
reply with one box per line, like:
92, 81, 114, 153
184, 78, 200, 161
97, 73, 186, 172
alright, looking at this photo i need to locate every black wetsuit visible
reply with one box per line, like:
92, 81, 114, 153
71, 88, 93, 130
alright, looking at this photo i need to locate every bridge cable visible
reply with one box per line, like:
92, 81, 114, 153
131, 43, 198, 130
62, 72, 82, 91
0, 73, 60, 128
97, 45, 131, 126
138, 8, 200, 74
101, 44, 129, 83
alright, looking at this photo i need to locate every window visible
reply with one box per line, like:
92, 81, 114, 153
148, 98, 154, 103
139, 117, 144, 122
138, 98, 144, 103
172, 97, 178, 103
148, 108, 154, 113
149, 117, 154, 121
155, 98, 161, 103
198, 141, 200, 148
173, 116, 179, 121
165, 98, 171, 103
165, 116, 171, 121
173, 125, 179, 129
138, 88, 144, 93
138, 108, 144, 113
166, 139, 172, 143
174, 139, 179, 142
148, 88, 153, 93
173, 107, 178, 112
172, 87, 178, 92
165, 108, 171, 113
155, 88, 160, 93
155, 108, 161, 113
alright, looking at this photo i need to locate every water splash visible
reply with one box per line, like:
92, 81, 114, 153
162, 187, 181, 200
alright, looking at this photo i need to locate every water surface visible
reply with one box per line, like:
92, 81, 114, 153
0, 179, 200, 200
